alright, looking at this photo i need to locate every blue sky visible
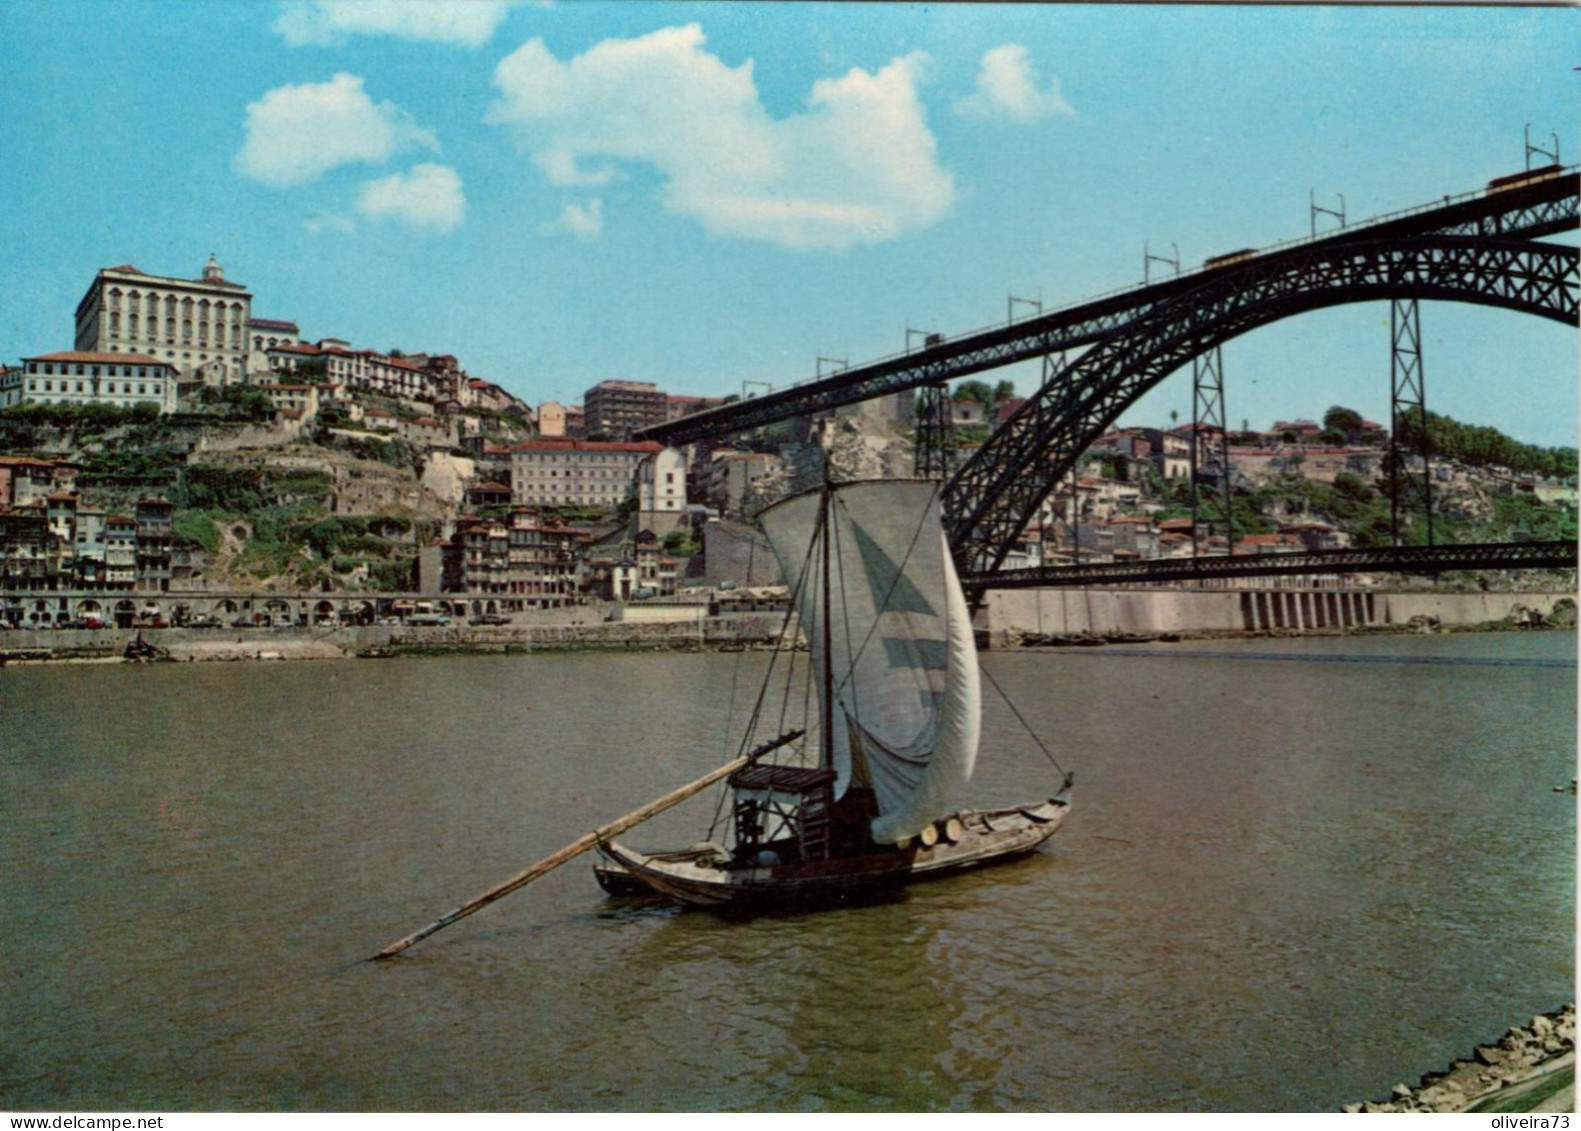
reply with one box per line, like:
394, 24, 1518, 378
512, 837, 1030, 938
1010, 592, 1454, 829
1, 1, 1576, 446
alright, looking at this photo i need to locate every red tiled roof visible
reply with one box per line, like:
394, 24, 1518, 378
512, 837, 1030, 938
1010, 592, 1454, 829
1236, 533, 1303, 549
24, 350, 170, 366
0, 456, 60, 468
512, 439, 661, 454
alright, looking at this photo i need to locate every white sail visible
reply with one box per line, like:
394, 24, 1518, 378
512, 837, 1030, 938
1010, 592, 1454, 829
758, 480, 980, 844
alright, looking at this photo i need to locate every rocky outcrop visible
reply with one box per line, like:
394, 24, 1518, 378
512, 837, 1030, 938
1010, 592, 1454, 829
1344, 1004, 1574, 1112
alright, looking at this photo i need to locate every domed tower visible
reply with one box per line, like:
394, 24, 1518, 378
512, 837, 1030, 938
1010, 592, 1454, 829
202, 254, 224, 283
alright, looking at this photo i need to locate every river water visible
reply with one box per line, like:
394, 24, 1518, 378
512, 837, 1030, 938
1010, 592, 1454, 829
1, 632, 1573, 1112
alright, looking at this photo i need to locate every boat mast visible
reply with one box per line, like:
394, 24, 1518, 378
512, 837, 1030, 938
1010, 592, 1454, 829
819, 481, 834, 773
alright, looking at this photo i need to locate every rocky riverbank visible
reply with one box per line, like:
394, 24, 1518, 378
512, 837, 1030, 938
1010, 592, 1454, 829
1345, 1004, 1575, 1113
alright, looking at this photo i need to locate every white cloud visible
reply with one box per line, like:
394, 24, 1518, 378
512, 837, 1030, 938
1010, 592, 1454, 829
304, 211, 358, 234
540, 198, 604, 240
954, 44, 1074, 123
235, 73, 438, 187
273, 0, 515, 48
356, 163, 467, 232
486, 24, 954, 251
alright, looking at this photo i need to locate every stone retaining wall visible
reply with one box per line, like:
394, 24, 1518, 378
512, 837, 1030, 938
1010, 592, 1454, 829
0, 613, 789, 663
982, 587, 1576, 643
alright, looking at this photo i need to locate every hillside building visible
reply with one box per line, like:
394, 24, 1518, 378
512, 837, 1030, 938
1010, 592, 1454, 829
635, 445, 688, 535
5, 352, 179, 414
441, 508, 586, 609
584, 380, 666, 439
73, 258, 255, 387
510, 439, 661, 509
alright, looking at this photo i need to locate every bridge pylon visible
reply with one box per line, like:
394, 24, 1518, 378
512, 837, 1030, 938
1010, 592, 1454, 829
1389, 297, 1435, 547
1191, 345, 1235, 557
914, 381, 955, 480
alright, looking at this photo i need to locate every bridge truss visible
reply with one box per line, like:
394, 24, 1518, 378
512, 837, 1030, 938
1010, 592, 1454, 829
944, 236, 1578, 571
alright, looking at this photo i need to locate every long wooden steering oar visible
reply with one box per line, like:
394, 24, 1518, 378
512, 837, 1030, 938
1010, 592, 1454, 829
370, 729, 804, 960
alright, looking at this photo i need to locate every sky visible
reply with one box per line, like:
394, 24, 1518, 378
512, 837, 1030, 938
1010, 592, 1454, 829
1, 1, 1576, 447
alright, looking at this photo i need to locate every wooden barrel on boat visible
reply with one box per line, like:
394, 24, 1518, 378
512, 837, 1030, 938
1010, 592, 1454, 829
918, 823, 940, 848
942, 816, 964, 844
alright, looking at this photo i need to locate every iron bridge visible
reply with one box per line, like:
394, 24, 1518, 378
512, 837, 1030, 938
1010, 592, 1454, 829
637, 166, 1578, 583
640, 169, 1577, 447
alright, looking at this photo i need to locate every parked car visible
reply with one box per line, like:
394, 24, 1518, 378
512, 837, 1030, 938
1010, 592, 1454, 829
186, 614, 223, 628
230, 616, 257, 628
407, 614, 450, 627
468, 614, 510, 626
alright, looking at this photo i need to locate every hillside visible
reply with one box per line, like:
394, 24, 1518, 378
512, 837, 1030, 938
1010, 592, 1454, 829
4, 402, 472, 591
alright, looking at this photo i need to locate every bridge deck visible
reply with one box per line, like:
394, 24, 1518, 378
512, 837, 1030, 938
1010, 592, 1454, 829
964, 540, 1577, 590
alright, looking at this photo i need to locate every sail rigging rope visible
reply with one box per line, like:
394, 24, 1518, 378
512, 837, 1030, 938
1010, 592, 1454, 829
978, 660, 1069, 780
706, 499, 826, 843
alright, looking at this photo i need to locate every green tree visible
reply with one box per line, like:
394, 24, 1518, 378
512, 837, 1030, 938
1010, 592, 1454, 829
992, 379, 1016, 403
954, 379, 994, 405
1323, 405, 1364, 440
662, 529, 700, 556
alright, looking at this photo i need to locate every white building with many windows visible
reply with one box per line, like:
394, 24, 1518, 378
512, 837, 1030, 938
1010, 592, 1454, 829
510, 439, 662, 509
3, 352, 178, 413
73, 257, 255, 387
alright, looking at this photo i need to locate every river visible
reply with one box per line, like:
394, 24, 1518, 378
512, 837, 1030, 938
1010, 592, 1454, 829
1, 632, 1573, 1112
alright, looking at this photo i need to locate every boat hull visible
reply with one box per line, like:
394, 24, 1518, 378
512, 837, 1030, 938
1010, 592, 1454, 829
597, 794, 1071, 909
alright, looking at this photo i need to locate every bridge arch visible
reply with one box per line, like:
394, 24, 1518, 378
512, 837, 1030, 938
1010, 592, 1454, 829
944, 236, 1578, 571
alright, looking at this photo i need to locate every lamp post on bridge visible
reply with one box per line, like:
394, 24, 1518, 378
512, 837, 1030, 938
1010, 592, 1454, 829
1310, 189, 1346, 237
1525, 123, 1560, 170
1143, 241, 1179, 284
